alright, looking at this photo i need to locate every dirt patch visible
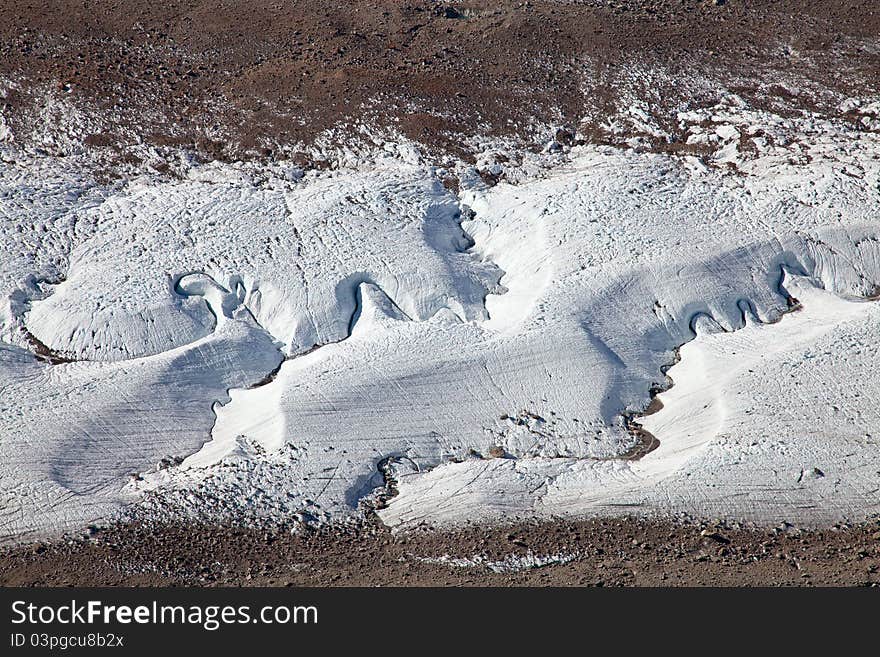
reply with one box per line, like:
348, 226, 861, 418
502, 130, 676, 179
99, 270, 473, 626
1, 1, 879, 165
2, 516, 879, 586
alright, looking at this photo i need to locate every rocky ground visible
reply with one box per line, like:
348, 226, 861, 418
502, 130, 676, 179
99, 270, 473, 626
2, 1, 880, 166
2, 516, 879, 586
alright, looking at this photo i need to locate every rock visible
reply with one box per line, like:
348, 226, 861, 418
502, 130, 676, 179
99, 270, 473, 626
554, 126, 576, 146
439, 6, 464, 19
487, 445, 506, 459
700, 529, 731, 544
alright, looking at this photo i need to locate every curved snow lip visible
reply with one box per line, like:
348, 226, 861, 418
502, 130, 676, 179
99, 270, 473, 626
636, 272, 880, 482
620, 261, 810, 461
378, 270, 880, 530
20, 269, 246, 364
22, 269, 217, 363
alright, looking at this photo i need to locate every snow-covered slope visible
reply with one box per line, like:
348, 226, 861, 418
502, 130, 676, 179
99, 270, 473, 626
22, 163, 497, 362
3, 92, 880, 541
381, 276, 880, 528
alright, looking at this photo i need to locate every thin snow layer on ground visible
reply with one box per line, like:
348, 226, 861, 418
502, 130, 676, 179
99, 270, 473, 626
414, 551, 579, 574
4, 97, 880, 539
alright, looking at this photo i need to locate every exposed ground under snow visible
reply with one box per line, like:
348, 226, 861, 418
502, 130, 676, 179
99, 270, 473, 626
2, 90, 880, 542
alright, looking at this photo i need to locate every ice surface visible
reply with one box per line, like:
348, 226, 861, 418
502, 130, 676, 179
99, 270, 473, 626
382, 276, 880, 528
21, 163, 496, 362
3, 93, 880, 540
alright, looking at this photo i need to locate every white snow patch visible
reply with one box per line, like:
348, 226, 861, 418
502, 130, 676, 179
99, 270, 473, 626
4, 90, 880, 540
415, 551, 579, 574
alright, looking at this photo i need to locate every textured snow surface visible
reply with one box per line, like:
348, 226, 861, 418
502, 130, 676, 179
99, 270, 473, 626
3, 95, 880, 540
382, 277, 880, 528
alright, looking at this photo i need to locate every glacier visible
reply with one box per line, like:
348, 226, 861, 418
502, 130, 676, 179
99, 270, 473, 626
2, 93, 880, 541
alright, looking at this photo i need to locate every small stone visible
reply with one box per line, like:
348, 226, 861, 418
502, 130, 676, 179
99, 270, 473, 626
700, 529, 731, 544
487, 445, 506, 459
804, 467, 825, 479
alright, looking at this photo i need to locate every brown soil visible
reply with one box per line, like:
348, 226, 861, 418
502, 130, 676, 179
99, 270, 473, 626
2, 517, 879, 587
1, 1, 880, 165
